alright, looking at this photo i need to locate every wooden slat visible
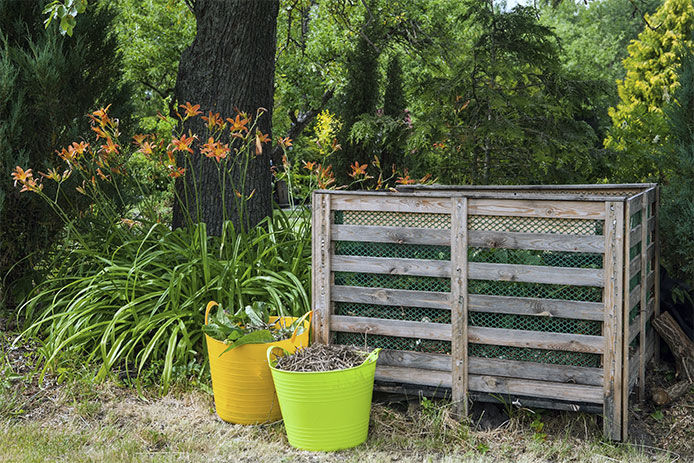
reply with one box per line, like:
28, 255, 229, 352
332, 255, 450, 278
629, 217, 655, 244
450, 197, 468, 416
330, 315, 451, 341
629, 285, 640, 310
331, 285, 449, 309
331, 194, 450, 214
468, 326, 604, 354
468, 230, 605, 253
469, 294, 604, 321
396, 183, 655, 192
629, 298, 656, 342
469, 262, 604, 287
377, 349, 451, 371
469, 375, 603, 404
627, 191, 646, 212
603, 201, 624, 441
469, 357, 603, 387
376, 349, 603, 386
468, 198, 606, 219
332, 224, 450, 246
376, 365, 451, 388
312, 192, 332, 344
622, 198, 632, 441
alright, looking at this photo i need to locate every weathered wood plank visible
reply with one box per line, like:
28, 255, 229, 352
331, 194, 450, 214
469, 375, 604, 404
395, 183, 655, 192
468, 198, 606, 219
469, 230, 605, 253
603, 201, 624, 441
469, 294, 604, 321
450, 197, 468, 416
376, 349, 604, 386
332, 255, 450, 278
622, 198, 631, 441
627, 191, 646, 212
312, 192, 332, 345
331, 285, 450, 309
468, 326, 604, 354
375, 365, 452, 388
469, 262, 604, 287
332, 224, 450, 246
628, 243, 654, 278
330, 315, 452, 341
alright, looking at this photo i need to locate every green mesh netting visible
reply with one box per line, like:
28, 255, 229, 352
468, 248, 602, 269
334, 332, 451, 354
335, 302, 450, 324
469, 279, 602, 302
335, 241, 450, 260
630, 272, 641, 292
334, 272, 450, 292
630, 302, 640, 322
470, 312, 601, 335
469, 344, 601, 367
630, 210, 642, 229
630, 243, 640, 260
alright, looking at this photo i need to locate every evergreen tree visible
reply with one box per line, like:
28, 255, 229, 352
659, 45, 694, 286
0, 1, 130, 306
605, 0, 694, 181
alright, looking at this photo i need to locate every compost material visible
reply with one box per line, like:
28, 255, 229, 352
274, 344, 367, 372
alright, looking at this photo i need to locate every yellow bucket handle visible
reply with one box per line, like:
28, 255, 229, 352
266, 344, 290, 367
205, 300, 219, 326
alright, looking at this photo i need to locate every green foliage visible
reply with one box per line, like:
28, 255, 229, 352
605, 0, 694, 181
414, 3, 602, 184
114, 0, 195, 129
659, 46, 694, 286
42, 0, 87, 36
18, 209, 311, 391
203, 301, 301, 354
0, 0, 131, 307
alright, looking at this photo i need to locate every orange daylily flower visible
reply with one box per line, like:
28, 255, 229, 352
255, 130, 270, 155
11, 166, 32, 186
96, 168, 109, 180
180, 102, 202, 119
396, 169, 415, 185
39, 168, 62, 182
303, 161, 316, 171
91, 104, 112, 120
277, 136, 292, 149
140, 141, 155, 156
201, 111, 224, 130
200, 137, 230, 162
348, 161, 368, 178
169, 167, 186, 178
132, 134, 147, 145
69, 141, 89, 155
227, 114, 249, 135
171, 134, 196, 153
166, 150, 176, 167
91, 125, 108, 139
100, 137, 119, 155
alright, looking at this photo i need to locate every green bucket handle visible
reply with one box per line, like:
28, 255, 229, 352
266, 345, 381, 370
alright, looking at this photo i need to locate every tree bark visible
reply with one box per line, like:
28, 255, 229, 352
172, 0, 279, 235
652, 311, 694, 382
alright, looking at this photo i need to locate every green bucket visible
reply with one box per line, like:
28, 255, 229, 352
267, 346, 381, 451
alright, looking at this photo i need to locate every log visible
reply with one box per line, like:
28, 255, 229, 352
652, 311, 694, 382
651, 381, 693, 406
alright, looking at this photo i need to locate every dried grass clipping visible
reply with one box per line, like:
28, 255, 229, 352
274, 344, 367, 372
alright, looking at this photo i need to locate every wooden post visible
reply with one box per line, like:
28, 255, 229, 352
654, 186, 661, 363
312, 192, 332, 345
603, 201, 624, 441
451, 197, 469, 417
639, 194, 649, 402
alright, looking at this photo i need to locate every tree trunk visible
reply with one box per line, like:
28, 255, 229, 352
172, 0, 279, 235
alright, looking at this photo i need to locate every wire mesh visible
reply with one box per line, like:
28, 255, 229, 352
334, 332, 452, 354
335, 302, 451, 324
469, 215, 603, 235
469, 279, 602, 302
469, 248, 602, 269
334, 272, 450, 292
334, 241, 450, 260
334, 210, 451, 229
630, 210, 642, 229
470, 312, 601, 335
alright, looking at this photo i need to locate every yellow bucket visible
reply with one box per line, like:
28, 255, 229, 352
204, 301, 311, 424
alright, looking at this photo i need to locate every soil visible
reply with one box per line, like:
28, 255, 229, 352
273, 344, 369, 372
